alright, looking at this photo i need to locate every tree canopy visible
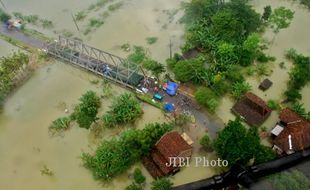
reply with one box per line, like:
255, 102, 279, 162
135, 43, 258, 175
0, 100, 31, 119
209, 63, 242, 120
71, 91, 101, 129
214, 118, 276, 166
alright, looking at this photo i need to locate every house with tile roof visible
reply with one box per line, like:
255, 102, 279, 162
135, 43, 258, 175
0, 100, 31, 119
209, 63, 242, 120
143, 131, 193, 178
272, 108, 310, 155
231, 92, 272, 126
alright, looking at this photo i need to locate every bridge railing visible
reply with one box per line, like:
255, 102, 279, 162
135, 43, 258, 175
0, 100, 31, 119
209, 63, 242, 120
46, 36, 144, 89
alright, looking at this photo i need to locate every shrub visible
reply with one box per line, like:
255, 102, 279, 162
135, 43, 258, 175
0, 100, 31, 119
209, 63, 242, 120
269, 170, 310, 190
151, 178, 173, 190
232, 81, 252, 100
125, 183, 143, 190
0, 8, 11, 22
133, 168, 146, 184
102, 93, 142, 128
71, 91, 101, 129
267, 99, 280, 111
195, 87, 219, 113
49, 117, 71, 132
82, 123, 173, 181
146, 37, 158, 45
200, 134, 212, 151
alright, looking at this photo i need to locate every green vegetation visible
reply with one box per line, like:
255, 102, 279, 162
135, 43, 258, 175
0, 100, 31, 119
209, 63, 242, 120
173, 56, 206, 84
200, 134, 212, 151
13, 12, 54, 29
195, 87, 219, 113
146, 37, 158, 45
151, 177, 173, 190
214, 118, 276, 166
49, 117, 71, 133
300, 0, 310, 9
231, 81, 251, 100
269, 7, 294, 32
0, 52, 29, 109
284, 49, 310, 102
108, 2, 123, 12
82, 123, 173, 181
71, 91, 101, 129
262, 5, 272, 21
167, 0, 274, 112
101, 79, 112, 98
75, 11, 87, 21
125, 183, 143, 190
0, 8, 11, 22
269, 170, 310, 190
267, 99, 280, 111
292, 102, 310, 121
127, 46, 165, 78
133, 168, 146, 184
40, 165, 54, 176
102, 93, 142, 128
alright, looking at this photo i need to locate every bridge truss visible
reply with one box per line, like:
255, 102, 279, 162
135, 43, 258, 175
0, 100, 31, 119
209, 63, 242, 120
46, 36, 145, 89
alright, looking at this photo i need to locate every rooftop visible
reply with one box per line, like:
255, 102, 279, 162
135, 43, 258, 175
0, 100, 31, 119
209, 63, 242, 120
143, 131, 193, 178
231, 92, 272, 126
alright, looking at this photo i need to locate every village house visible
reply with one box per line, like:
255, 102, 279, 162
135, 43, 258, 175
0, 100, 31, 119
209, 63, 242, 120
231, 92, 272, 126
142, 131, 193, 178
272, 108, 310, 155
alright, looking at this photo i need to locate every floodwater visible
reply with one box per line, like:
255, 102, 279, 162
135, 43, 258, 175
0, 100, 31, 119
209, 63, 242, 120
0, 39, 19, 56
0, 0, 219, 189
217, 0, 310, 131
3, 0, 185, 62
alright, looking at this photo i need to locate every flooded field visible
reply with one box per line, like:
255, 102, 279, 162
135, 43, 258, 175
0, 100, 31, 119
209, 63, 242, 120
217, 0, 310, 130
3, 0, 184, 62
0, 39, 19, 56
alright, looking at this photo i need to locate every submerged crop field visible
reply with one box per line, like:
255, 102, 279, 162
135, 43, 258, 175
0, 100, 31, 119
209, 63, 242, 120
0, 0, 309, 190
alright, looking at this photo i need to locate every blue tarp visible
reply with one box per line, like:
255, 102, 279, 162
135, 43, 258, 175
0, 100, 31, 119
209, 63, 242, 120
164, 103, 175, 112
166, 81, 178, 96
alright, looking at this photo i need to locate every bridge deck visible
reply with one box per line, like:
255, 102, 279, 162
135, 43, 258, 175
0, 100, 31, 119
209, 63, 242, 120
47, 36, 144, 89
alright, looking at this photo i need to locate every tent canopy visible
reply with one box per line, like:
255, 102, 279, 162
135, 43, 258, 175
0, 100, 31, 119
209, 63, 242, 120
164, 103, 175, 112
166, 81, 178, 96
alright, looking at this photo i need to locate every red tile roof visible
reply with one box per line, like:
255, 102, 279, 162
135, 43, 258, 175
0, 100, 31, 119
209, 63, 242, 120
232, 92, 272, 126
279, 108, 302, 125
155, 131, 193, 161
143, 131, 192, 178
274, 108, 310, 153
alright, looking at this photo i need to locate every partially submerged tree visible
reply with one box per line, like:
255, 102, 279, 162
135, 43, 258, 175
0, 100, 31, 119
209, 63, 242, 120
71, 91, 101, 129
151, 177, 173, 190
269, 7, 294, 32
102, 93, 142, 128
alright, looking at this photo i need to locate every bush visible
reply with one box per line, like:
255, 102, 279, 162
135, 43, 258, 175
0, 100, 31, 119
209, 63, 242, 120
49, 117, 71, 132
173, 57, 207, 84
267, 100, 280, 111
71, 91, 101, 129
133, 168, 146, 184
151, 178, 173, 190
82, 123, 173, 181
0, 8, 11, 22
232, 81, 251, 100
125, 183, 143, 190
102, 93, 142, 128
200, 134, 212, 151
269, 170, 310, 190
195, 87, 219, 113
146, 37, 158, 45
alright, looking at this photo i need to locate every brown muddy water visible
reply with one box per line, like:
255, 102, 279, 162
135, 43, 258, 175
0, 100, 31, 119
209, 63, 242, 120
0, 0, 220, 189
0, 39, 19, 56
217, 0, 310, 133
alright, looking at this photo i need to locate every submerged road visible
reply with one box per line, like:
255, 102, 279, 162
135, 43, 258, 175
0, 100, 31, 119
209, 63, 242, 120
0, 23, 45, 49
0, 24, 224, 138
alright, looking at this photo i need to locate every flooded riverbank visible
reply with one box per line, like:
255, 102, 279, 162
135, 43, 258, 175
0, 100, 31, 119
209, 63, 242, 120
0, 39, 19, 56
216, 0, 310, 131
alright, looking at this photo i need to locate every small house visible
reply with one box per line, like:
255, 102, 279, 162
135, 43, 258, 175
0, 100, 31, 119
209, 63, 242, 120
7, 18, 22, 30
143, 131, 193, 178
272, 108, 310, 155
231, 92, 272, 126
